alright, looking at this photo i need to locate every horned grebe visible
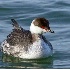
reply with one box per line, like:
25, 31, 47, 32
1, 18, 54, 59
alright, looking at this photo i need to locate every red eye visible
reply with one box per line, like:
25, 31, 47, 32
41, 26, 45, 29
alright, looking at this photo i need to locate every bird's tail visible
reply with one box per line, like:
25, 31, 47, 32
11, 19, 22, 30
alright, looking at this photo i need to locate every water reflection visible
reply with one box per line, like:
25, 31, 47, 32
1, 53, 53, 69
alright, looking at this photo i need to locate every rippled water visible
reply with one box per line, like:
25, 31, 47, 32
0, 0, 70, 69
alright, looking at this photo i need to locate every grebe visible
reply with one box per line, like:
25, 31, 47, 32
1, 18, 54, 59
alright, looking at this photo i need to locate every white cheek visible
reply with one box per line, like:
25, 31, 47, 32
30, 23, 43, 34
34, 26, 43, 34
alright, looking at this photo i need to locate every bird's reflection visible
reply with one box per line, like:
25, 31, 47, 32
2, 53, 53, 69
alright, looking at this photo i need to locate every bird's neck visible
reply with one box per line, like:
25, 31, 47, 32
31, 33, 42, 42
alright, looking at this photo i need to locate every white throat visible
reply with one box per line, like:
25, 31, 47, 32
30, 23, 42, 34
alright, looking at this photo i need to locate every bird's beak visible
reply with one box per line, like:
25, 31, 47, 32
49, 29, 54, 33
45, 28, 54, 33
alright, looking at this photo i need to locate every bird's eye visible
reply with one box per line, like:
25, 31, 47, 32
41, 26, 45, 29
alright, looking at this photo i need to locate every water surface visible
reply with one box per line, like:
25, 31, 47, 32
0, 0, 70, 69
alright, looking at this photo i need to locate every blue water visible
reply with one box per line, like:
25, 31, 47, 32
0, 0, 70, 69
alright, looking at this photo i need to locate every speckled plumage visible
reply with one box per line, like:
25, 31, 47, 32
1, 18, 53, 59
7, 29, 32, 46
7, 19, 33, 51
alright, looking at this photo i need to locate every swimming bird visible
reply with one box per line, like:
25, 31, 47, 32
1, 18, 54, 59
